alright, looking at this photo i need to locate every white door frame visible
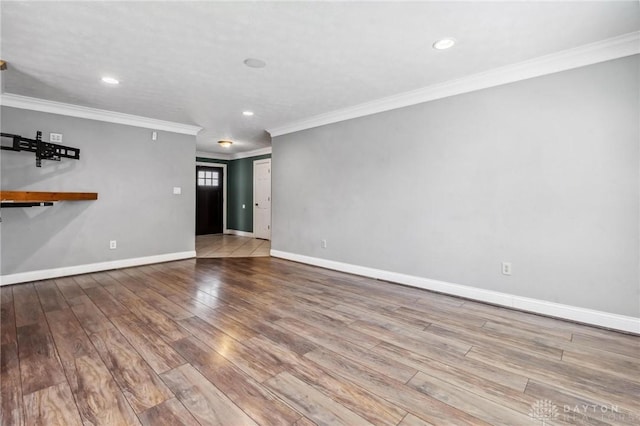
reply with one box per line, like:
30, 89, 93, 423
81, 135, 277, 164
253, 158, 271, 240
196, 162, 228, 234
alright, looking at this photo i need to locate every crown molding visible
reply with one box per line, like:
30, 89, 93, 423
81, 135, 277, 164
268, 31, 640, 137
231, 146, 272, 160
195, 150, 231, 161
0, 93, 202, 135
196, 146, 272, 161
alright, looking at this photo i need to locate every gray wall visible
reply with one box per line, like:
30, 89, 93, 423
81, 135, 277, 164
272, 55, 639, 317
1, 107, 195, 275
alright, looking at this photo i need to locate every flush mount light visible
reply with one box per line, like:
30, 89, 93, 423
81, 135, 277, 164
218, 140, 233, 148
243, 58, 266, 68
433, 38, 456, 50
242, 111, 254, 116
101, 76, 120, 85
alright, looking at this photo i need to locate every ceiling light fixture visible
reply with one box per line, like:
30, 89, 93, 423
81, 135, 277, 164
242, 111, 254, 116
243, 58, 266, 68
432, 38, 456, 50
218, 140, 233, 148
101, 76, 120, 85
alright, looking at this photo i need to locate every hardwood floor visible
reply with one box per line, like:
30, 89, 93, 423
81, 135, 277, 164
1, 257, 638, 425
196, 235, 270, 258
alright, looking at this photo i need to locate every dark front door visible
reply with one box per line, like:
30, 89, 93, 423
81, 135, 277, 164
196, 166, 223, 235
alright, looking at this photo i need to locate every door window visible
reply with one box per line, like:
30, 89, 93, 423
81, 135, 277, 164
198, 170, 219, 187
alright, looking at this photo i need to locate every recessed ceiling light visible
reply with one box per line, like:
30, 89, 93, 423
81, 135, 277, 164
101, 76, 120, 85
218, 140, 233, 148
433, 38, 456, 50
243, 58, 266, 68
242, 111, 254, 116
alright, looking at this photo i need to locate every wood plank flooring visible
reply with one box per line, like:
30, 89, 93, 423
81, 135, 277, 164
196, 235, 270, 258
1, 257, 638, 425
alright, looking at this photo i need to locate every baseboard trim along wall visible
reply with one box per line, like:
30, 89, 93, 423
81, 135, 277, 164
270, 249, 640, 334
0, 251, 196, 286
225, 230, 255, 238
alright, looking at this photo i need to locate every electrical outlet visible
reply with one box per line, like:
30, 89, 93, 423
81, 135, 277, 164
321, 239, 327, 249
502, 262, 512, 275
152, 131, 158, 141
173, 187, 181, 195
110, 240, 117, 250
49, 133, 63, 143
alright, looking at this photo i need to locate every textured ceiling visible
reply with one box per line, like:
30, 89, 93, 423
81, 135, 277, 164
1, 1, 638, 154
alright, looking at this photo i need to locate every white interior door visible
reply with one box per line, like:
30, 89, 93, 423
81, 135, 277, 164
253, 159, 271, 240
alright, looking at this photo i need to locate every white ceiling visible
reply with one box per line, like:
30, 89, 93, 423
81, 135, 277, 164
1, 1, 638, 154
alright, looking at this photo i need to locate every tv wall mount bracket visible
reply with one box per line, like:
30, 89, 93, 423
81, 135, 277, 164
1, 131, 80, 167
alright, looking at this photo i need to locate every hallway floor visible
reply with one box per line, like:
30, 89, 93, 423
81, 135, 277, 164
196, 234, 271, 258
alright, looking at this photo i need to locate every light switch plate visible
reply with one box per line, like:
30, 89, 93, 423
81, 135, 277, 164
173, 187, 181, 195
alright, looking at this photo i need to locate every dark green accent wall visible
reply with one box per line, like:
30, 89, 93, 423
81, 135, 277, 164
228, 154, 271, 232
196, 154, 271, 233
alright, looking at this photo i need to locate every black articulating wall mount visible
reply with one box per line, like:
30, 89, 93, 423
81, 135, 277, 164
0, 131, 80, 167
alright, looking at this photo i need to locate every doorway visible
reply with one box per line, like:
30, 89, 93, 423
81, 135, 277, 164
196, 165, 224, 235
253, 159, 271, 240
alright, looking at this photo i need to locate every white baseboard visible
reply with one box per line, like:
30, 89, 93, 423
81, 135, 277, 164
0, 251, 196, 286
225, 229, 255, 238
270, 250, 639, 334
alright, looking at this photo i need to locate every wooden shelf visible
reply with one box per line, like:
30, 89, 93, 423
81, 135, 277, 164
1, 191, 98, 203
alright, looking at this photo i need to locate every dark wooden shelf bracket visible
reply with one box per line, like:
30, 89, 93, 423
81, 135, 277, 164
1, 202, 54, 208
